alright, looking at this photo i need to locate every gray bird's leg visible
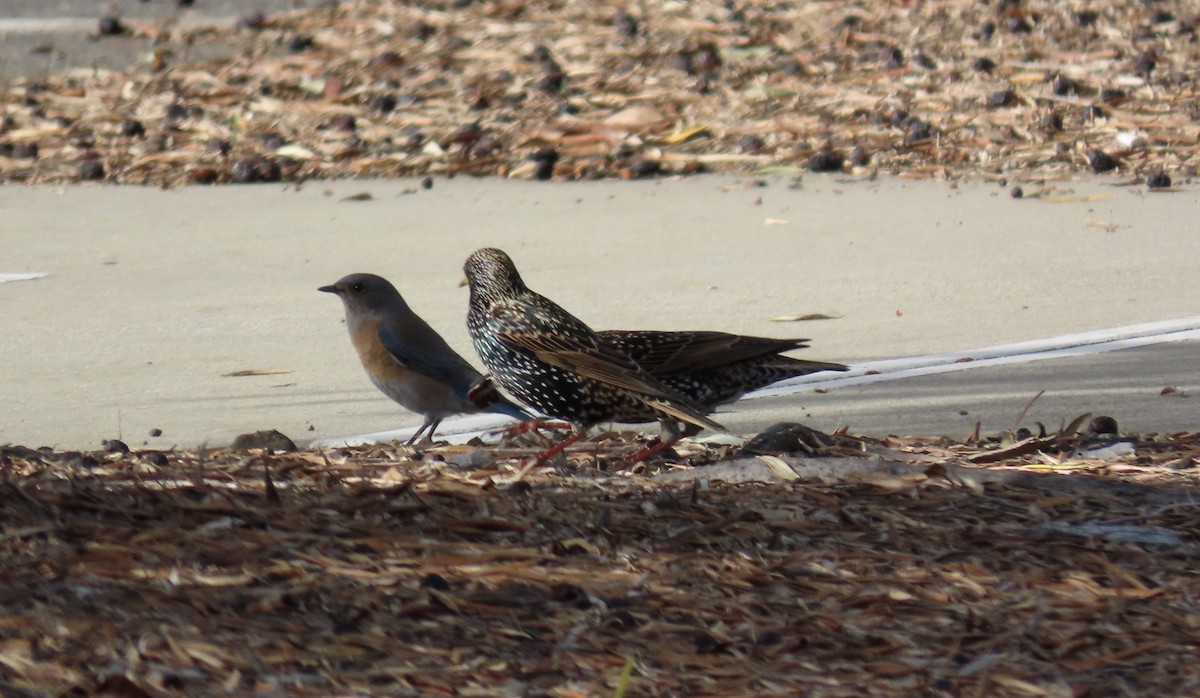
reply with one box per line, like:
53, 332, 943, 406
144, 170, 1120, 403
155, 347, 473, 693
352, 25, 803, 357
406, 417, 440, 445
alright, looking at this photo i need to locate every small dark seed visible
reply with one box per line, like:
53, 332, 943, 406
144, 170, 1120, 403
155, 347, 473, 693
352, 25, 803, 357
1099, 88, 1127, 106
421, 175, 433, 189
230, 158, 259, 183
1007, 16, 1032, 34
120, 118, 145, 137
848, 146, 870, 166
191, 166, 218, 184
1014, 427, 1033, 441
1149, 10, 1174, 25
1133, 52, 1156, 77
1087, 149, 1118, 173
13, 142, 39, 159
1051, 75, 1078, 96
807, 150, 845, 173
1075, 10, 1099, 27
330, 114, 356, 132
914, 53, 936, 70
368, 94, 397, 114
103, 439, 130, 454
163, 103, 188, 122
978, 21, 996, 41
1010, 186, 1023, 199
736, 134, 765, 153
206, 138, 231, 155
883, 46, 904, 68
287, 34, 315, 52
972, 57, 996, 73
986, 89, 1016, 109
78, 160, 106, 181
624, 157, 662, 178
530, 147, 558, 181
149, 428, 163, 437
1147, 171, 1171, 189
614, 10, 638, 38
239, 11, 266, 30
98, 16, 124, 36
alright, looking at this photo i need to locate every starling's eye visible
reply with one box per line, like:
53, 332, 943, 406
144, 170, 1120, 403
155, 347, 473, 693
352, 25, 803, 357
350, 283, 365, 293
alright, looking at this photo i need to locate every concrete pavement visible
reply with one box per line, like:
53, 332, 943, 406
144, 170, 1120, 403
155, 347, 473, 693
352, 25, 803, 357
2, 175, 1197, 450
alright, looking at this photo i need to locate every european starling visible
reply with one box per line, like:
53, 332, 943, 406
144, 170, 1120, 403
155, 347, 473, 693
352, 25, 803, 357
598, 330, 849, 424
463, 248, 725, 463
320, 273, 531, 444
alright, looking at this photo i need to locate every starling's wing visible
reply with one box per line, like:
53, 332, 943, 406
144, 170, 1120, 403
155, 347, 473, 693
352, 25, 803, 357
599, 330, 811, 374
486, 305, 725, 433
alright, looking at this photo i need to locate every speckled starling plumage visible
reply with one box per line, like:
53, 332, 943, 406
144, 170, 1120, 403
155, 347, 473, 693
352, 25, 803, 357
597, 330, 849, 424
463, 248, 726, 452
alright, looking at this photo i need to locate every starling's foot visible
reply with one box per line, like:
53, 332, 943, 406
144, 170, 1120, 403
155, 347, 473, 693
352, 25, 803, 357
627, 437, 681, 463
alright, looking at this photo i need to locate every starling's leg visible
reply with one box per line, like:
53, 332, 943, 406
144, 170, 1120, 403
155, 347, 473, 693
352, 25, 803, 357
406, 417, 439, 445
490, 418, 573, 444
628, 420, 687, 463
527, 427, 588, 469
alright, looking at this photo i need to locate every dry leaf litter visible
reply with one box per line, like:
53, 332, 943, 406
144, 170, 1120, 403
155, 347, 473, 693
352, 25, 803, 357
2, 423, 1198, 696
1, 0, 1198, 185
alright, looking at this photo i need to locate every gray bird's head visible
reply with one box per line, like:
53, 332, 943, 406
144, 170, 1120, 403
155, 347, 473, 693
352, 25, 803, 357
318, 273, 411, 318
463, 248, 527, 303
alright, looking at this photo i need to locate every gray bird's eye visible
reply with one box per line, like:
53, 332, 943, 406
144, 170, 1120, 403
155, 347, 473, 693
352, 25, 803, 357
350, 283, 365, 293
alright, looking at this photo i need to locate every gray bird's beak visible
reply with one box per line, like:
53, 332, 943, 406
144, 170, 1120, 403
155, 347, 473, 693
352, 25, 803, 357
318, 284, 340, 294
458, 277, 469, 288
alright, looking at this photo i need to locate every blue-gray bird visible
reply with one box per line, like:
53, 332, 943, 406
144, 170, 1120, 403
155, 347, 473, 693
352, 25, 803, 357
320, 272, 531, 444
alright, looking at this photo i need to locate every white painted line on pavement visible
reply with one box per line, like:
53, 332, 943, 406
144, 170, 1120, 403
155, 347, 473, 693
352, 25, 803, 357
311, 316, 1200, 448
0, 272, 48, 284
752, 314, 1200, 398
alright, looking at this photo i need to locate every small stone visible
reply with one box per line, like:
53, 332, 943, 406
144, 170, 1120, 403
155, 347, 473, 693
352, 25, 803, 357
1146, 171, 1171, 189
231, 429, 297, 452
421, 175, 433, 189
149, 428, 163, 437
744, 422, 836, 455
1010, 185, 1023, 199
1087, 149, 1117, 173
78, 160, 106, 181
1086, 416, 1119, 436
103, 439, 130, 454
143, 452, 169, 466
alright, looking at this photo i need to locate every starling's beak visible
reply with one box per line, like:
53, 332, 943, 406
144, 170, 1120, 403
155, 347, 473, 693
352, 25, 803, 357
318, 284, 341, 295
458, 277, 469, 288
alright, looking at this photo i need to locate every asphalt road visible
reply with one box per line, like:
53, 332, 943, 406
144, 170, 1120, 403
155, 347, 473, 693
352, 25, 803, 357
2, 176, 1197, 449
0, 0, 301, 80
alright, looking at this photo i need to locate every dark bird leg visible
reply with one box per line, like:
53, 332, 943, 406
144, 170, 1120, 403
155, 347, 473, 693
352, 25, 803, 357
527, 427, 589, 469
406, 417, 440, 445
627, 420, 693, 463
490, 418, 573, 445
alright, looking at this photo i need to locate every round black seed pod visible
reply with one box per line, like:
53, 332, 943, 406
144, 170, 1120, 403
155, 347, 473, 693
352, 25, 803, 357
1087, 149, 1117, 173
